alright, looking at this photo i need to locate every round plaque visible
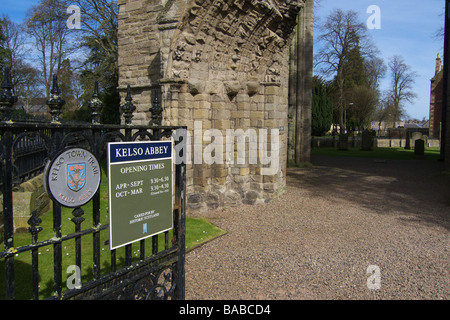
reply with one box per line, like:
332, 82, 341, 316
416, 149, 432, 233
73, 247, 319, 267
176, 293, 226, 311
44, 147, 101, 208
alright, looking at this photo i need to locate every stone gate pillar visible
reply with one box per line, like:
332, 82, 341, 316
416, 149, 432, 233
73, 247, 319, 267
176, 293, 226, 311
118, 0, 312, 212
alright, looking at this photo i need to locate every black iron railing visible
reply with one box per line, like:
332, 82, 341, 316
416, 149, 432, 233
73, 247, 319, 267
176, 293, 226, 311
0, 68, 186, 300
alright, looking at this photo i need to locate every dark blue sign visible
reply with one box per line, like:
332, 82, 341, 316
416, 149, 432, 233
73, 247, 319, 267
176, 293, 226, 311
108, 141, 172, 164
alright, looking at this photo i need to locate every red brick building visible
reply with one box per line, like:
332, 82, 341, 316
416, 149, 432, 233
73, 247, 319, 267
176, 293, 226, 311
430, 53, 444, 139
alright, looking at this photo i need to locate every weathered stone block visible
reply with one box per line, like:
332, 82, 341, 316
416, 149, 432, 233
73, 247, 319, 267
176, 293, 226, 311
240, 167, 250, 176
242, 190, 260, 205
231, 111, 250, 119
246, 81, 260, 96
213, 177, 227, 185
205, 81, 223, 94
250, 111, 264, 119
224, 81, 241, 96
126, 1, 143, 12
214, 119, 231, 130
194, 100, 211, 109
224, 191, 240, 207
265, 85, 280, 95
187, 193, 203, 209
237, 101, 250, 110
188, 79, 205, 95
206, 192, 221, 209
193, 109, 210, 119
212, 109, 231, 120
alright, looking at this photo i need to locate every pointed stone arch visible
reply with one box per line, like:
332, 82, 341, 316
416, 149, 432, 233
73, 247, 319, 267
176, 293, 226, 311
117, 0, 312, 212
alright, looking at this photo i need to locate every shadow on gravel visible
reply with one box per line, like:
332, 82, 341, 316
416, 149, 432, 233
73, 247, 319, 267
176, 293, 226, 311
287, 155, 450, 231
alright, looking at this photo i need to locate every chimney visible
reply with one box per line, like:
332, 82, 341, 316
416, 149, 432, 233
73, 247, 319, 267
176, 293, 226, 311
436, 53, 442, 75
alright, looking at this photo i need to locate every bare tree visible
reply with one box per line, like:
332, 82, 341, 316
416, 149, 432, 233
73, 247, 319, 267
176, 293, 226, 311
364, 57, 386, 91
374, 92, 395, 136
433, 6, 445, 41
315, 9, 378, 132
0, 15, 43, 100
25, 0, 73, 98
63, 0, 118, 72
1, 15, 26, 72
387, 55, 417, 126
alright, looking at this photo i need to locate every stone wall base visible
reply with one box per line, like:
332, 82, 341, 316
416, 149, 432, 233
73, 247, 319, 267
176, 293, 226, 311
0, 174, 51, 240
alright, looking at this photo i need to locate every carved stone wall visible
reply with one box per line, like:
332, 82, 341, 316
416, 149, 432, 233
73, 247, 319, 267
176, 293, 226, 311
117, 0, 311, 212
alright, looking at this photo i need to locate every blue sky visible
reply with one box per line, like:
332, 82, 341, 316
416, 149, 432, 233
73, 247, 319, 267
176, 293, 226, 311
1, 1, 446, 120
1, 1, 35, 23
315, 0, 445, 120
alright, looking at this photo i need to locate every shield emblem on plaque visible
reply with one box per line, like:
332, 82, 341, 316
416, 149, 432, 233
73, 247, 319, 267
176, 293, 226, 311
67, 163, 86, 192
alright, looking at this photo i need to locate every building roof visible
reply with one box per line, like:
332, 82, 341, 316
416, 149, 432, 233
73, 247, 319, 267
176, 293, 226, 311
15, 98, 48, 114
404, 122, 428, 129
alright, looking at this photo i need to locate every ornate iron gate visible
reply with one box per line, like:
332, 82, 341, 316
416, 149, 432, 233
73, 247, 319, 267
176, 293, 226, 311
0, 69, 186, 300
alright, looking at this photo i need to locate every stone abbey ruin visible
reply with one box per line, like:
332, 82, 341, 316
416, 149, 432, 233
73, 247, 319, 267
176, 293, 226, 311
117, 0, 314, 212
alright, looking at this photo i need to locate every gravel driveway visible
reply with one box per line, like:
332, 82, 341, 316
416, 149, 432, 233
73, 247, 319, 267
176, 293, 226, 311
185, 155, 450, 300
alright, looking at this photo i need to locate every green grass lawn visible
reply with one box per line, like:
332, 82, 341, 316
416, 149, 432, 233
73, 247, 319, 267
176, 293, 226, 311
1, 165, 225, 300
311, 147, 441, 161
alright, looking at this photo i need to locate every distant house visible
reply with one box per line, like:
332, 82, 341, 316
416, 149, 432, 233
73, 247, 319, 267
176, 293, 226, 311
403, 122, 426, 129
430, 53, 444, 139
402, 120, 430, 137
369, 120, 405, 136
14, 98, 51, 120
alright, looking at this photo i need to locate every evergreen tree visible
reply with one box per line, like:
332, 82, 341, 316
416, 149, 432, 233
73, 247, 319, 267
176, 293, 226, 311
74, 0, 120, 124
316, 9, 379, 132
328, 41, 384, 132
78, 34, 120, 124
312, 77, 333, 136
0, 18, 11, 74
60, 0, 120, 124
342, 45, 368, 89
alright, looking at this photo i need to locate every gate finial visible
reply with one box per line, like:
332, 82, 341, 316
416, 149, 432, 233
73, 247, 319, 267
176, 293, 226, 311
121, 85, 136, 125
89, 80, 104, 124
46, 74, 65, 123
150, 89, 163, 126
0, 67, 18, 121
28, 211, 43, 243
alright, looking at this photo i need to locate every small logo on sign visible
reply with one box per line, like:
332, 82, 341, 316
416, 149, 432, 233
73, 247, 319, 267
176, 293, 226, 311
68, 163, 86, 191
143, 223, 148, 234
